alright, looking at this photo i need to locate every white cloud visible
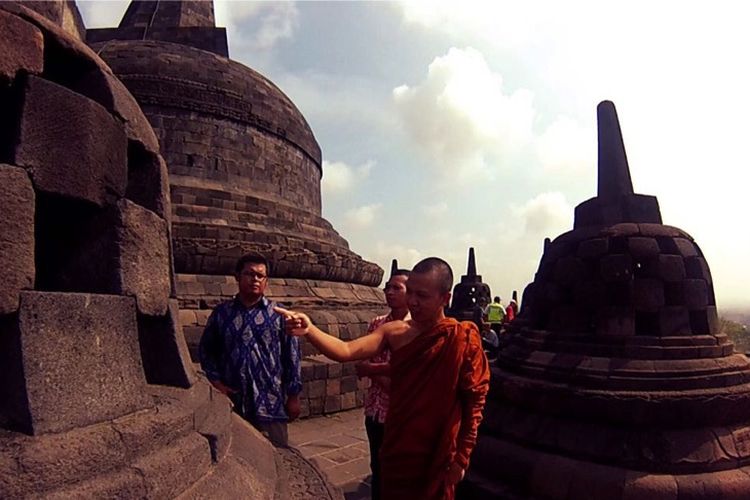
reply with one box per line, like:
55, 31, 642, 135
398, 1, 537, 49
215, 0, 300, 51
536, 116, 595, 176
344, 203, 382, 229
368, 242, 423, 273
77, 1, 130, 28
422, 201, 448, 217
393, 47, 535, 181
512, 192, 573, 236
321, 160, 374, 196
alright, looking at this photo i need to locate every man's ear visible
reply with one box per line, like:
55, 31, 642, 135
443, 292, 452, 307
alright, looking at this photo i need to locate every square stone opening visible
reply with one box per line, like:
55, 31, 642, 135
0, 313, 32, 433
34, 192, 116, 293
635, 311, 660, 336
0, 81, 22, 163
125, 140, 168, 218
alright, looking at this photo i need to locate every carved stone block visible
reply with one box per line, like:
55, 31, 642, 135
596, 306, 635, 336
658, 255, 686, 282
633, 279, 665, 312
577, 238, 609, 259
659, 306, 691, 336
673, 238, 699, 258
0, 9, 43, 82
683, 279, 709, 310
0, 165, 34, 314
14, 291, 150, 435
14, 76, 127, 206
116, 199, 171, 316
627, 237, 660, 259
600, 254, 633, 282
71, 68, 160, 154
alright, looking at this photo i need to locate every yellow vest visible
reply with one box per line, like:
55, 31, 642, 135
487, 303, 505, 323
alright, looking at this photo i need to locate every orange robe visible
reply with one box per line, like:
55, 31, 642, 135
380, 318, 490, 500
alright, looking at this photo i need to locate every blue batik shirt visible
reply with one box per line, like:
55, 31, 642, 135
198, 296, 302, 422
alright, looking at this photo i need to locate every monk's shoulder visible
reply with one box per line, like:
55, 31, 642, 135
382, 319, 411, 336
457, 321, 483, 347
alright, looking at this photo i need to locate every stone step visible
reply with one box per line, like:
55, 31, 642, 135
0, 400, 193, 498
43, 431, 212, 499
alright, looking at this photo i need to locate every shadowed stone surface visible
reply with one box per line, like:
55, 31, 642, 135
462, 101, 750, 500
138, 299, 197, 388
0, 165, 34, 315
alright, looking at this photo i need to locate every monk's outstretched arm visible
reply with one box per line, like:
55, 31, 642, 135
274, 307, 387, 362
454, 329, 491, 470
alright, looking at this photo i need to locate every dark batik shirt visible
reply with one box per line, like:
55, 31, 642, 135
198, 296, 302, 422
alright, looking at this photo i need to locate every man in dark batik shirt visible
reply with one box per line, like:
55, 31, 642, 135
199, 253, 302, 447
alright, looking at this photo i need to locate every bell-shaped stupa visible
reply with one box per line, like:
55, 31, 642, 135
463, 102, 750, 499
447, 247, 492, 328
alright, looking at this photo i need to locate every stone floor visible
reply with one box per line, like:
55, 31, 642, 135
289, 408, 372, 500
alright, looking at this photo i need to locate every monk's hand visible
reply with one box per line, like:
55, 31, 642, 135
445, 462, 465, 486
274, 306, 311, 336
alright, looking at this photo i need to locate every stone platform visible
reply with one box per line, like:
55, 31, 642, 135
289, 408, 372, 500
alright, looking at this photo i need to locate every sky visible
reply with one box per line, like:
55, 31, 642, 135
79, 1, 750, 310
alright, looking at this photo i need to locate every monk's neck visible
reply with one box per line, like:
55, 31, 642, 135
414, 312, 447, 333
390, 307, 409, 321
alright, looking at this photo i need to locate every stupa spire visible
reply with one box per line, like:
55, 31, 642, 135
119, 0, 216, 29
390, 259, 399, 278
573, 100, 662, 228
87, 0, 228, 57
467, 247, 477, 277
597, 100, 634, 198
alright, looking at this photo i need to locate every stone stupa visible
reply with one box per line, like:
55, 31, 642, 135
87, 0, 386, 417
0, 3, 339, 497
447, 247, 492, 329
463, 101, 750, 499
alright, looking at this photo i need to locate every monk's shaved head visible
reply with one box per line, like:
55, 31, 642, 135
412, 257, 453, 294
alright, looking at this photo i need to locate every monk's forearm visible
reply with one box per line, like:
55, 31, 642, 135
454, 394, 486, 469
306, 325, 353, 362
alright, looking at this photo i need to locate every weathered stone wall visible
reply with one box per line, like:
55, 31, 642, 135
154, 108, 322, 214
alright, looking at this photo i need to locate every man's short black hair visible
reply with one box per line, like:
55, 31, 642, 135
235, 253, 270, 275
494, 296, 501, 303
391, 269, 411, 278
412, 257, 453, 294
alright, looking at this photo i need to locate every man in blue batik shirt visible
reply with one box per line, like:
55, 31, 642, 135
199, 253, 302, 447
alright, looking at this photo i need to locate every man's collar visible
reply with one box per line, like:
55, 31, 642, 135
233, 295, 268, 309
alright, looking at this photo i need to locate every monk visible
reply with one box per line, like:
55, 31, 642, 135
275, 257, 490, 499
